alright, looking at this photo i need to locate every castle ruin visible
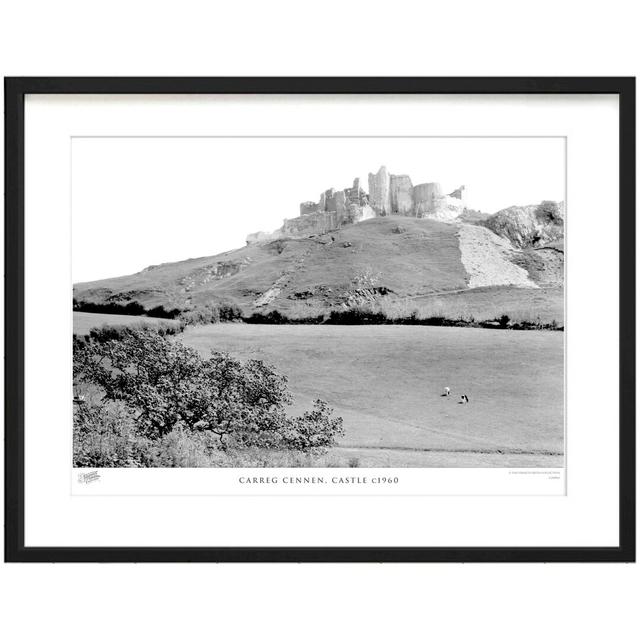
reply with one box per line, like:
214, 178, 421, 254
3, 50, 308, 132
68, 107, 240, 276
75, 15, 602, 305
246, 166, 466, 244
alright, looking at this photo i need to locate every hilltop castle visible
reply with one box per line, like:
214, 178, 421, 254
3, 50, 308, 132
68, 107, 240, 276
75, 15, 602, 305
246, 166, 467, 244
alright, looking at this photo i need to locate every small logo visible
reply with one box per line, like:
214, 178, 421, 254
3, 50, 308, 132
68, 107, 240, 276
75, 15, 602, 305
78, 470, 101, 484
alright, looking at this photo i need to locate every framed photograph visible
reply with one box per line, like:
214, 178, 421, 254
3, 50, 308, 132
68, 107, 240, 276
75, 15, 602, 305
4, 77, 635, 562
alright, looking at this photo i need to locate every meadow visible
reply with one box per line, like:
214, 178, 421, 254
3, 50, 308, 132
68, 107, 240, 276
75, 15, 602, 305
180, 323, 564, 467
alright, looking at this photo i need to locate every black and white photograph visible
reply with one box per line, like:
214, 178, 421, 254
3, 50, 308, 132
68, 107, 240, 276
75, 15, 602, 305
2, 2, 638, 637
5, 76, 632, 566
72, 136, 565, 470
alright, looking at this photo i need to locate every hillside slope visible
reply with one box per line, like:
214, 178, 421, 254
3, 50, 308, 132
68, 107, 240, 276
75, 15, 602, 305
74, 217, 563, 321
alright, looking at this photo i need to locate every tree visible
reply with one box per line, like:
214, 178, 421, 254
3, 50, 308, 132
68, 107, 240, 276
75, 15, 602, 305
535, 200, 562, 225
73, 328, 343, 450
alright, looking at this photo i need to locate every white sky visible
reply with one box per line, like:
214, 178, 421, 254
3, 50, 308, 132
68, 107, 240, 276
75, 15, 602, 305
72, 137, 565, 282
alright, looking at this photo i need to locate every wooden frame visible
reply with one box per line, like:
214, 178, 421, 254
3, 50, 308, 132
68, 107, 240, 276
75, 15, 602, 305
4, 77, 635, 562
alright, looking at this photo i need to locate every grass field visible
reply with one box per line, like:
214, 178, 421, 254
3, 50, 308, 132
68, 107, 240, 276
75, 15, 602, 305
180, 324, 564, 467
73, 311, 180, 335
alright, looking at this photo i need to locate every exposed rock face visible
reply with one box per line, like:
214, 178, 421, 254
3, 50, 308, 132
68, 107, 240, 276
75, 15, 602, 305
510, 246, 564, 286
179, 260, 248, 293
389, 174, 414, 215
481, 201, 564, 248
457, 224, 538, 289
368, 166, 392, 216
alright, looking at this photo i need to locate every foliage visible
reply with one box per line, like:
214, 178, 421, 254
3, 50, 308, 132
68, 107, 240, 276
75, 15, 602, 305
146, 305, 181, 319
535, 200, 563, 225
325, 306, 388, 325
73, 298, 180, 319
73, 328, 343, 453
73, 299, 146, 316
217, 302, 243, 322
179, 302, 243, 327
245, 309, 289, 325
74, 400, 223, 467
179, 305, 221, 327
82, 322, 182, 344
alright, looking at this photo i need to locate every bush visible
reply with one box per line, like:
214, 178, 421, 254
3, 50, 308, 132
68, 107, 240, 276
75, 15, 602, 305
74, 328, 343, 452
73, 299, 147, 316
82, 321, 182, 345
535, 200, 563, 225
218, 302, 243, 322
179, 305, 221, 326
74, 298, 181, 319
325, 306, 388, 325
245, 309, 289, 325
179, 302, 243, 327
73, 400, 224, 467
146, 305, 181, 319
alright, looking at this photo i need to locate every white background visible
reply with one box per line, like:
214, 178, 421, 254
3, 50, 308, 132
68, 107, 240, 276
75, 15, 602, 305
1, 1, 638, 639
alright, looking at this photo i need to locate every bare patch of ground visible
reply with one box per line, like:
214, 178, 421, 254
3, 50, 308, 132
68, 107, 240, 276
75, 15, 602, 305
457, 224, 537, 289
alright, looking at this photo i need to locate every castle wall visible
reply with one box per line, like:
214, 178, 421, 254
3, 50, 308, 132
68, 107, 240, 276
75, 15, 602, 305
344, 177, 365, 206
390, 174, 414, 215
247, 167, 467, 244
413, 182, 444, 216
368, 166, 392, 215
299, 201, 319, 216
281, 210, 340, 238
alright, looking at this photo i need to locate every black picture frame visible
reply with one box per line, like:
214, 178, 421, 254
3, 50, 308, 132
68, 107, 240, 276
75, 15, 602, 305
4, 77, 635, 563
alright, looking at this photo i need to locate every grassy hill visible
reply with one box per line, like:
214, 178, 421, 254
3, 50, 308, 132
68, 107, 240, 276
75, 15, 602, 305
74, 217, 564, 325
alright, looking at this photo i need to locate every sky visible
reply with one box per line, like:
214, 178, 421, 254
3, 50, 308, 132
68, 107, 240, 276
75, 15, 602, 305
72, 137, 565, 282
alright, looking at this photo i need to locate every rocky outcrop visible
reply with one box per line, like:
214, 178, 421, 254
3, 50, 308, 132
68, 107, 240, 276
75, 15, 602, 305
457, 224, 538, 289
481, 201, 565, 248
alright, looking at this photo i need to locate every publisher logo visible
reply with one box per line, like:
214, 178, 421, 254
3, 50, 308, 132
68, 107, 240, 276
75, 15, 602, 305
78, 470, 101, 484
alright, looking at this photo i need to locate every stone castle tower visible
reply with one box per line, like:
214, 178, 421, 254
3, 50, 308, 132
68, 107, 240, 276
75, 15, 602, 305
246, 166, 466, 244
